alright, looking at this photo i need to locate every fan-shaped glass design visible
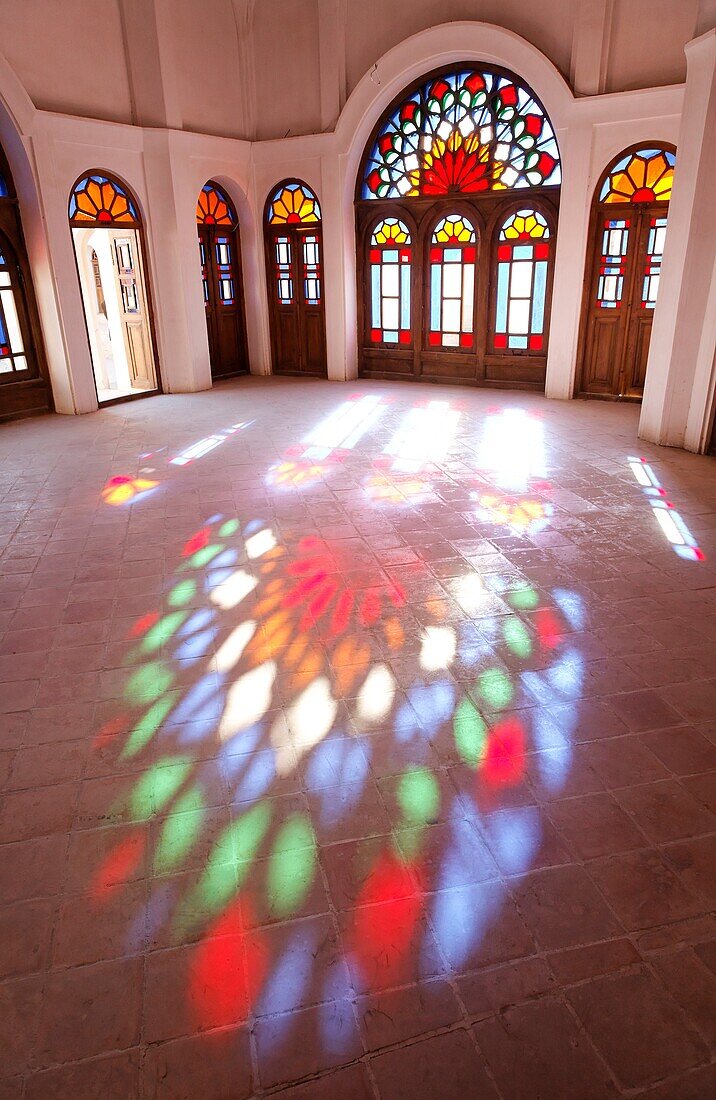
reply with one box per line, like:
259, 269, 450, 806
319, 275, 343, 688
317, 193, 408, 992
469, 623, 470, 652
197, 183, 236, 226
361, 67, 560, 200
599, 148, 675, 204
69, 173, 140, 226
267, 181, 321, 225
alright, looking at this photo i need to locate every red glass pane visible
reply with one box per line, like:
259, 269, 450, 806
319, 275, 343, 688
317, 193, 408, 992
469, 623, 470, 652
371, 329, 381, 342
399, 330, 411, 344
497, 244, 511, 261
428, 332, 441, 346
494, 333, 508, 348
529, 335, 543, 350
459, 333, 472, 347
534, 243, 549, 260
463, 247, 476, 263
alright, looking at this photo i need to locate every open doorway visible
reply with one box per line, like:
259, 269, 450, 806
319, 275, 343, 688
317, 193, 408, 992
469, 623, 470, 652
69, 172, 159, 404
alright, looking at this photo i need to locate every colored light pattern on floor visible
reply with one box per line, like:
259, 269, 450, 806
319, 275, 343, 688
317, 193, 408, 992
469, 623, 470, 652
170, 421, 255, 466
472, 408, 553, 535
628, 456, 705, 561
101, 474, 158, 506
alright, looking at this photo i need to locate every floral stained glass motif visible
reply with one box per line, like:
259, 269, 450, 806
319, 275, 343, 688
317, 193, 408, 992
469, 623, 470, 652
429, 215, 476, 348
69, 174, 140, 226
267, 182, 321, 225
362, 68, 560, 200
370, 219, 411, 344
196, 183, 235, 226
596, 219, 630, 308
0, 246, 28, 375
494, 209, 550, 350
599, 148, 675, 204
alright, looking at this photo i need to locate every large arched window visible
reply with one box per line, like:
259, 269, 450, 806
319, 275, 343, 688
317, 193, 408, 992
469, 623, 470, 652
264, 180, 327, 376
0, 144, 51, 421
69, 172, 160, 404
196, 181, 249, 380
577, 145, 676, 400
356, 64, 560, 389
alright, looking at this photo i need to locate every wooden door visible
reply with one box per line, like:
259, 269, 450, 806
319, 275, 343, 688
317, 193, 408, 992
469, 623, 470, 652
579, 206, 667, 398
110, 231, 155, 390
266, 225, 327, 376
199, 224, 249, 379
0, 206, 52, 420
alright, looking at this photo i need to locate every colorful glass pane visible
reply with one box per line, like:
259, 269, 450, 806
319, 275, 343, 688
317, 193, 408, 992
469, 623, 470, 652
599, 147, 675, 204
642, 216, 667, 308
196, 183, 235, 226
0, 172, 8, 199
275, 236, 293, 304
494, 209, 550, 351
596, 218, 629, 308
268, 181, 321, 225
0, 247, 28, 374
429, 215, 476, 348
369, 219, 411, 344
303, 235, 321, 305
69, 173, 140, 226
361, 67, 560, 200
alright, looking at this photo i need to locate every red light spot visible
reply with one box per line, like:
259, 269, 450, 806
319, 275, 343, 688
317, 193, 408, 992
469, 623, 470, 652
352, 853, 422, 990
330, 588, 355, 636
92, 713, 129, 749
129, 611, 160, 638
535, 607, 562, 650
91, 833, 144, 899
360, 590, 382, 626
182, 527, 211, 557
482, 718, 526, 788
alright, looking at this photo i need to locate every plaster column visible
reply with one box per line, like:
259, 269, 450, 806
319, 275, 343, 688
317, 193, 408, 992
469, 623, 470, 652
142, 130, 212, 393
544, 122, 593, 399
639, 29, 716, 451
320, 152, 355, 381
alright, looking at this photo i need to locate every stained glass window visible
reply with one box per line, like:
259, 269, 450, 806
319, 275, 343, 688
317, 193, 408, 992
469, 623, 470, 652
0, 246, 28, 375
267, 181, 321, 225
494, 209, 550, 350
69, 173, 140, 226
642, 216, 667, 308
599, 148, 675, 204
196, 183, 235, 226
275, 236, 293, 304
369, 218, 411, 344
362, 67, 560, 200
215, 236, 235, 305
429, 215, 476, 348
596, 218, 630, 308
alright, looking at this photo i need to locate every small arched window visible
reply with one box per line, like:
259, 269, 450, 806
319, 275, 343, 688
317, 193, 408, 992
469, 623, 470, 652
599, 148, 675, 204
369, 218, 411, 345
493, 209, 551, 351
69, 173, 140, 226
196, 183, 236, 227
428, 215, 476, 348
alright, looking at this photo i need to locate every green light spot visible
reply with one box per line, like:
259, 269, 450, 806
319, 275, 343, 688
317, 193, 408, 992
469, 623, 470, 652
392, 824, 426, 862
124, 661, 174, 704
167, 580, 196, 608
397, 767, 440, 826
503, 616, 532, 659
230, 803, 273, 871
141, 612, 188, 654
266, 814, 316, 918
477, 667, 513, 710
219, 519, 239, 537
508, 584, 539, 611
153, 787, 205, 874
129, 757, 191, 818
188, 545, 223, 569
177, 859, 238, 936
121, 695, 174, 759
453, 696, 487, 767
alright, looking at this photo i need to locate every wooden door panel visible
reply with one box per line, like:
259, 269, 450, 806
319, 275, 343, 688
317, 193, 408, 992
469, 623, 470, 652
274, 311, 301, 373
125, 321, 153, 388
301, 310, 326, 375
625, 314, 652, 395
584, 315, 621, 392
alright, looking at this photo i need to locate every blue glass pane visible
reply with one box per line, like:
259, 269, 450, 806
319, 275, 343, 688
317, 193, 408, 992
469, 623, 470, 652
531, 261, 547, 334
0, 309, 8, 346
443, 249, 461, 262
512, 245, 533, 260
0, 174, 8, 198
371, 264, 380, 327
383, 249, 399, 263
430, 265, 441, 331
495, 262, 509, 334
384, 331, 399, 342
400, 264, 410, 329
509, 335, 529, 349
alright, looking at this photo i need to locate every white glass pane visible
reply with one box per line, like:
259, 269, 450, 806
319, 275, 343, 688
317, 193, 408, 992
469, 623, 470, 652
653, 227, 666, 254
461, 265, 474, 332
0, 289, 24, 354
510, 261, 533, 299
607, 229, 622, 255
443, 298, 461, 333
382, 263, 399, 297
603, 275, 617, 301
383, 297, 399, 329
0, 358, 12, 372
277, 241, 290, 265
443, 333, 459, 347
508, 298, 530, 335
12, 355, 27, 371
442, 263, 462, 299
649, 274, 660, 302
0, 272, 10, 287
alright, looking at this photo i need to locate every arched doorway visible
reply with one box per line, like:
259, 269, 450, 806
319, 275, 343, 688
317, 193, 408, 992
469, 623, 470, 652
264, 179, 327, 377
0, 144, 52, 421
355, 66, 560, 388
196, 182, 249, 380
69, 172, 159, 405
577, 145, 676, 400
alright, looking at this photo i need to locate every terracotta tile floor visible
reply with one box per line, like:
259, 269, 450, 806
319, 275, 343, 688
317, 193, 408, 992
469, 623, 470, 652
1, 376, 715, 1099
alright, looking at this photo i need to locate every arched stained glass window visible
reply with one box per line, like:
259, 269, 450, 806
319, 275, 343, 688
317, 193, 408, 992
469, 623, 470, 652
196, 183, 235, 226
494, 209, 550, 350
429, 215, 476, 348
267, 181, 321, 225
362, 67, 560, 200
599, 148, 675, 204
69, 173, 140, 226
369, 218, 411, 344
